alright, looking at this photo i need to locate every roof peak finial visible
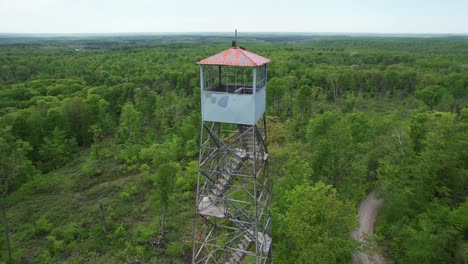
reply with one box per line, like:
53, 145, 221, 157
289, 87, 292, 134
232, 29, 238, 47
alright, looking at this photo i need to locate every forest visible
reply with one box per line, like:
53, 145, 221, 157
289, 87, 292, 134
0, 34, 467, 263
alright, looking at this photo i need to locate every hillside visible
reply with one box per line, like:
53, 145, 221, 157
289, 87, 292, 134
0, 34, 467, 263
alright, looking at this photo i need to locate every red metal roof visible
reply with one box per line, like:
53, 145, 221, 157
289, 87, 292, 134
197, 47, 270, 67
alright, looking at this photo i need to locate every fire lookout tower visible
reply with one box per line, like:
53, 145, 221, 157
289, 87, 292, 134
192, 38, 272, 264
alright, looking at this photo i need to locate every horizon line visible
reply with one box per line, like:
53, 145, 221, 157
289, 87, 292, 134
0, 31, 467, 36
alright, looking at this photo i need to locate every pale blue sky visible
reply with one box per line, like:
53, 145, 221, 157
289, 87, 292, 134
0, 0, 467, 33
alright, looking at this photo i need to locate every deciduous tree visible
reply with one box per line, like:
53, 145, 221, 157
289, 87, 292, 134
275, 182, 357, 264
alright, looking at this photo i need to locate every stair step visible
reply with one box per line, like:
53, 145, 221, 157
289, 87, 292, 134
231, 156, 241, 164
232, 252, 241, 262
228, 163, 240, 171
219, 177, 228, 186
212, 189, 222, 197
215, 183, 224, 192
235, 148, 247, 158
222, 173, 230, 180
241, 238, 249, 248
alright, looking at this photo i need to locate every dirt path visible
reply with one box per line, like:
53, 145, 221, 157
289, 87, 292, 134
352, 191, 386, 264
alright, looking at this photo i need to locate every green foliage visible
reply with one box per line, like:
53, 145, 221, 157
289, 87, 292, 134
139, 136, 183, 165
377, 111, 468, 263
0, 127, 35, 193
81, 147, 102, 176
155, 162, 180, 209
409, 112, 429, 153
118, 144, 141, 167
306, 111, 371, 201
34, 217, 53, 237
175, 160, 198, 192
81, 159, 102, 176
38, 127, 78, 172
114, 224, 126, 239
135, 223, 157, 243
119, 185, 138, 201
274, 150, 313, 204
117, 103, 142, 144
47, 235, 65, 255
166, 241, 185, 257
184, 139, 198, 158
416, 85, 446, 110
275, 182, 357, 263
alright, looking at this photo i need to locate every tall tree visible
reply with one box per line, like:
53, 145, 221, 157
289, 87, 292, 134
0, 127, 34, 263
155, 162, 180, 237
275, 182, 357, 264
416, 85, 445, 110
38, 127, 78, 172
117, 103, 142, 144
306, 111, 370, 200
444, 73, 467, 114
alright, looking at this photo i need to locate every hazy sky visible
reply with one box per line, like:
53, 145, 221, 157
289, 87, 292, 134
0, 0, 467, 34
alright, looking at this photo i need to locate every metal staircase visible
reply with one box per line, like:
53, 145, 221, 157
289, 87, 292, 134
194, 121, 271, 263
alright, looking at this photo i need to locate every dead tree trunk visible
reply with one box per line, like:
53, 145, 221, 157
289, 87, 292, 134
99, 198, 107, 234
160, 206, 167, 237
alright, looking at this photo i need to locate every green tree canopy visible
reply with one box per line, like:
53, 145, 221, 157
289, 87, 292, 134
275, 182, 357, 264
117, 103, 142, 144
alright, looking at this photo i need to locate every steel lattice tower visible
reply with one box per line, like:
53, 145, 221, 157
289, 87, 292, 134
192, 40, 272, 264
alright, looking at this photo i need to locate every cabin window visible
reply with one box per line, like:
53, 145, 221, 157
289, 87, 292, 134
202, 65, 257, 94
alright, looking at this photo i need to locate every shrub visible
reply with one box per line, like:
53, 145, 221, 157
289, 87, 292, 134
119, 185, 138, 201
136, 224, 156, 243
166, 241, 185, 257
114, 224, 126, 239
81, 159, 101, 176
34, 217, 53, 237
47, 235, 65, 255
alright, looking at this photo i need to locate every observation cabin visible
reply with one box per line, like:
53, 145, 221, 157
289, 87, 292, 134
197, 41, 270, 125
